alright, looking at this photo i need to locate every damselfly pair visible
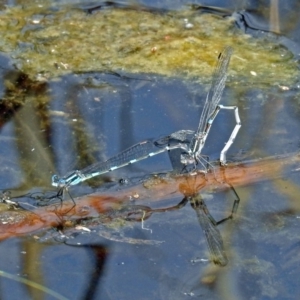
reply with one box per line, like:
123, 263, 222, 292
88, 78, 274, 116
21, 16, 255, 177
52, 46, 241, 192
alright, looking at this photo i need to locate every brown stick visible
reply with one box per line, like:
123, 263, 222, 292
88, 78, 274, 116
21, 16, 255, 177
1, 152, 299, 240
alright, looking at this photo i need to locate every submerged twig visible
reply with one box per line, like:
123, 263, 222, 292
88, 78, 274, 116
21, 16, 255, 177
0, 152, 299, 240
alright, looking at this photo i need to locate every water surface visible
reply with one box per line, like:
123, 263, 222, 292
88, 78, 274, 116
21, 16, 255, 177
0, 1, 300, 300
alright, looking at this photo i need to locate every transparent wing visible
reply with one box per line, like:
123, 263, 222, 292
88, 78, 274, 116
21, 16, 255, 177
190, 194, 228, 266
196, 46, 233, 137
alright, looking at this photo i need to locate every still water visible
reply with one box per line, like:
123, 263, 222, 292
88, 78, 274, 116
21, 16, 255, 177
0, 0, 300, 299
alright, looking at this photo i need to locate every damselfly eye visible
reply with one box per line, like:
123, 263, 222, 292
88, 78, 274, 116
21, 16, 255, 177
51, 175, 59, 187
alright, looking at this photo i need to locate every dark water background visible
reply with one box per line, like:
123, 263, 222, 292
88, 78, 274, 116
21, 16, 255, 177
1, 1, 300, 299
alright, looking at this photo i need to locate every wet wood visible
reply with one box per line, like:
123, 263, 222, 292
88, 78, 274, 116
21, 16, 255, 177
0, 152, 299, 240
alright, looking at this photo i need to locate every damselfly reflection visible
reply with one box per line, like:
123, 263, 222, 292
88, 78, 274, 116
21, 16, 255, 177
119, 177, 240, 266
124, 186, 240, 266
188, 193, 234, 266
52, 47, 241, 199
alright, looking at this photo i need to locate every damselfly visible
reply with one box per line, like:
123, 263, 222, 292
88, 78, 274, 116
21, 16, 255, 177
52, 46, 241, 190
180, 46, 241, 168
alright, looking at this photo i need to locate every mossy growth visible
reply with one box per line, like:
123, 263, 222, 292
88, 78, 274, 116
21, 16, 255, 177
0, 3, 298, 86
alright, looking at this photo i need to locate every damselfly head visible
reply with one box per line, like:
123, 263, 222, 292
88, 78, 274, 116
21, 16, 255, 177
169, 129, 194, 142
51, 175, 64, 188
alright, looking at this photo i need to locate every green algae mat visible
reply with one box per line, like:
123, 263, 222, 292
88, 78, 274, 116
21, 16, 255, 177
0, 3, 298, 86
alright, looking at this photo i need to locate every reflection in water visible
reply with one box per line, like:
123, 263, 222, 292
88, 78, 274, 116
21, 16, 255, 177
0, 268, 68, 300
236, 0, 300, 38
1, 1, 300, 299
0, 70, 55, 193
14, 97, 55, 187
189, 194, 230, 267
66, 243, 109, 300
1, 66, 300, 298
20, 239, 110, 300
149, 190, 238, 267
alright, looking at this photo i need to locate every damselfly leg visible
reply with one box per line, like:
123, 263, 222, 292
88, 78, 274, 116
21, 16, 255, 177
219, 105, 241, 165
48, 186, 76, 214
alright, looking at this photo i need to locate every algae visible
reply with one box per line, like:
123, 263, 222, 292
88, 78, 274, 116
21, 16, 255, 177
0, 3, 298, 86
